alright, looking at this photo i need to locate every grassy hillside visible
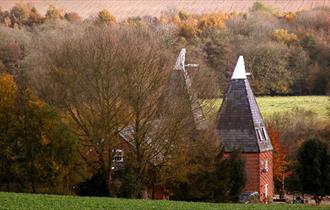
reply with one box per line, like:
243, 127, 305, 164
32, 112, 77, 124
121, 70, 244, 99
202, 96, 329, 120
0, 192, 329, 210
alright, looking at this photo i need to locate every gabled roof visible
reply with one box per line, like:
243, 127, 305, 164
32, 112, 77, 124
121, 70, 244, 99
216, 56, 273, 153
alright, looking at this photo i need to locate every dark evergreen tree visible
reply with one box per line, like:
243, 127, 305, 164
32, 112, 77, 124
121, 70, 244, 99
75, 172, 109, 197
296, 138, 330, 204
224, 149, 247, 202
120, 168, 142, 198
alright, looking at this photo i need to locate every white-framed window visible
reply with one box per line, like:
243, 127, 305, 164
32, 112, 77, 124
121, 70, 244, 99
113, 149, 124, 162
256, 128, 264, 141
261, 127, 268, 140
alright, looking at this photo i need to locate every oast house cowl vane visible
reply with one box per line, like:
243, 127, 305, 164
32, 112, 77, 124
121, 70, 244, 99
216, 56, 273, 203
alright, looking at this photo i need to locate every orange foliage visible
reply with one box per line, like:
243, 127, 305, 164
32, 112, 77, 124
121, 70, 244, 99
170, 11, 230, 39
98, 9, 116, 24
0, 73, 17, 108
272, 28, 299, 45
178, 19, 200, 39
282, 12, 296, 22
197, 13, 229, 31
267, 125, 290, 183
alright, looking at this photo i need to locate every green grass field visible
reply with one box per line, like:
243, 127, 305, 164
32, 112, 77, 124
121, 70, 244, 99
0, 192, 329, 210
202, 96, 329, 120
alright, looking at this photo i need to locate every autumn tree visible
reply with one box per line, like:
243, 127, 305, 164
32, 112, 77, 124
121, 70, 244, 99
45, 5, 63, 20
168, 140, 246, 203
167, 134, 223, 202
178, 19, 200, 40
0, 41, 24, 74
110, 28, 196, 198
29, 21, 211, 197
30, 25, 193, 197
0, 13, 12, 27
203, 39, 237, 94
0, 73, 18, 191
281, 12, 296, 22
299, 33, 330, 95
267, 125, 289, 199
27, 7, 43, 26
272, 29, 298, 45
0, 73, 79, 193
9, 2, 30, 27
242, 42, 292, 95
97, 9, 116, 24
30, 25, 130, 195
197, 13, 228, 36
9, 3, 43, 27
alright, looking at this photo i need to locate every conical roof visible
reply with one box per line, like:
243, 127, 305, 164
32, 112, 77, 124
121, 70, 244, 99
216, 56, 272, 152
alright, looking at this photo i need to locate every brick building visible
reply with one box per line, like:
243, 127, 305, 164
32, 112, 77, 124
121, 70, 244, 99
86, 53, 273, 201
216, 56, 273, 203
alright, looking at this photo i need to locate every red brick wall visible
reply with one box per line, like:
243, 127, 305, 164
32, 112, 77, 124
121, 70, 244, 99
259, 151, 273, 202
154, 185, 167, 200
243, 153, 260, 192
225, 151, 273, 203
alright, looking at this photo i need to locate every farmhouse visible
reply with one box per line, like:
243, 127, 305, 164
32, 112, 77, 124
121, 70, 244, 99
174, 51, 273, 202
89, 51, 273, 201
216, 56, 273, 203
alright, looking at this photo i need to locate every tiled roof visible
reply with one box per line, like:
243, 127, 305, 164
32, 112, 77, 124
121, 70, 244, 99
216, 57, 272, 153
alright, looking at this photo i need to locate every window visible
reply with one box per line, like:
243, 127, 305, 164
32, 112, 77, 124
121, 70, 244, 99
265, 160, 269, 171
256, 128, 264, 141
113, 149, 124, 162
261, 159, 269, 173
261, 128, 268, 140
256, 127, 268, 141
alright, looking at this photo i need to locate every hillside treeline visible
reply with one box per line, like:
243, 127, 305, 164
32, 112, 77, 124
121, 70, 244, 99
0, 1, 329, 202
0, 2, 329, 96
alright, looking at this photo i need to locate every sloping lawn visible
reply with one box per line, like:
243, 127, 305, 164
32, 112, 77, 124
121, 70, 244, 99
202, 96, 329, 120
0, 192, 328, 210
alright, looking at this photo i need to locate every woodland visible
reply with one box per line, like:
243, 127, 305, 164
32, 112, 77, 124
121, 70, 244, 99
0, 1, 329, 203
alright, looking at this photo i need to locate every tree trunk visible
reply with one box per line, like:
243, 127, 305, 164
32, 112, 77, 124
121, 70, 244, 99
31, 162, 36, 193
152, 182, 155, 200
280, 175, 285, 199
107, 170, 112, 196
142, 185, 148, 199
66, 168, 70, 194
31, 175, 36, 193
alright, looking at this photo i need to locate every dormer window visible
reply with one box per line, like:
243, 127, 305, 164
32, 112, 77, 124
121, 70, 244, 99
261, 127, 268, 140
256, 127, 268, 141
256, 128, 264, 141
113, 149, 124, 162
